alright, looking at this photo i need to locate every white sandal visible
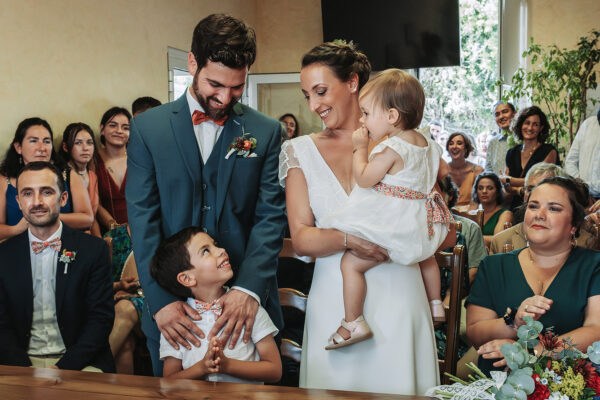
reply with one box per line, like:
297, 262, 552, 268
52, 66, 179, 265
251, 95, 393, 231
325, 315, 373, 350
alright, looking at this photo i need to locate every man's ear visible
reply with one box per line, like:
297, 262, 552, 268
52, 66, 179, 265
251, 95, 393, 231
59, 190, 68, 208
188, 52, 198, 76
177, 270, 196, 288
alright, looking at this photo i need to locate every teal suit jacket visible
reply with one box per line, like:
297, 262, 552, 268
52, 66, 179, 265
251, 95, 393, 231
126, 94, 285, 340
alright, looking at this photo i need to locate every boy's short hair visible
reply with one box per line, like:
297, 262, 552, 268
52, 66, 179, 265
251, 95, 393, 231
359, 68, 425, 130
150, 226, 205, 298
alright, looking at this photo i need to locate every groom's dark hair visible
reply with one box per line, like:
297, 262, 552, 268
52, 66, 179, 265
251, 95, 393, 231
150, 226, 205, 298
191, 14, 257, 71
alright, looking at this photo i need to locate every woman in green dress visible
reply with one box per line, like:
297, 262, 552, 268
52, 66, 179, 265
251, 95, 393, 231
468, 171, 512, 248
466, 176, 600, 375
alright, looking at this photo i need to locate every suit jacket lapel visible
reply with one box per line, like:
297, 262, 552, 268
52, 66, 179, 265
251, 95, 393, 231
171, 94, 203, 223
55, 226, 75, 314
215, 104, 245, 220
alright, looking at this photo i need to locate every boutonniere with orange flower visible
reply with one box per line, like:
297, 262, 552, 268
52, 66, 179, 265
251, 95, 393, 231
225, 127, 258, 159
59, 249, 76, 274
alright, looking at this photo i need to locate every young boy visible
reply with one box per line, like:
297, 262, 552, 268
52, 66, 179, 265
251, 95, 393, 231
150, 227, 281, 383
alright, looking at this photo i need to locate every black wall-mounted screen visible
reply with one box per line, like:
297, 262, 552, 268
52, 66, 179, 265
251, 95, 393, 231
321, 0, 461, 70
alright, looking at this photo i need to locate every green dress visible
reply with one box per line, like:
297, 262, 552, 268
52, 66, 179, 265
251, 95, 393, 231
466, 246, 600, 374
482, 208, 507, 236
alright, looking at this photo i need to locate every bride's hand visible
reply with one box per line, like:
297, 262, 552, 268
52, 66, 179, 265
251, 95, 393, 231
346, 234, 389, 262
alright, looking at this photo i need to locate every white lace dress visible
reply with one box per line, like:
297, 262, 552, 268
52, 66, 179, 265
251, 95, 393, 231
279, 135, 439, 395
320, 136, 449, 265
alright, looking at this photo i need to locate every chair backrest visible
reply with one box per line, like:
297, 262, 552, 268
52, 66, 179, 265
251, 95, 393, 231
280, 338, 302, 363
503, 221, 513, 231
591, 224, 600, 251
435, 245, 466, 384
278, 288, 307, 313
455, 220, 462, 233
502, 242, 514, 253
451, 208, 484, 231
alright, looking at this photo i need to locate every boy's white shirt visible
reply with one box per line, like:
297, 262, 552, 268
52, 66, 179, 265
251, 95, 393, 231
159, 297, 278, 384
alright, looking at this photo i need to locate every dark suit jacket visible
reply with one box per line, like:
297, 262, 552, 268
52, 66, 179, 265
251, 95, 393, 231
0, 225, 115, 372
126, 94, 286, 341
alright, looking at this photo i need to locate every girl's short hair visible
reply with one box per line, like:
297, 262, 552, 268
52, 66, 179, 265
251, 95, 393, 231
446, 132, 475, 158
59, 122, 97, 169
513, 105, 550, 143
471, 171, 504, 205
302, 41, 371, 90
359, 69, 425, 130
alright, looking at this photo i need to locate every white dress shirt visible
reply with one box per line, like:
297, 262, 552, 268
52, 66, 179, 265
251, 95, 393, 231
565, 115, 600, 197
28, 222, 66, 356
186, 88, 224, 164
186, 87, 260, 305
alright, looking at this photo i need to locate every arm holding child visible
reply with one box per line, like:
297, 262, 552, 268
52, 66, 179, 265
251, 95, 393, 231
352, 127, 398, 188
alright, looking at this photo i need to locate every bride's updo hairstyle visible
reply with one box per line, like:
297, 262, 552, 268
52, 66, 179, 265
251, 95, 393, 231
359, 69, 425, 130
301, 41, 371, 90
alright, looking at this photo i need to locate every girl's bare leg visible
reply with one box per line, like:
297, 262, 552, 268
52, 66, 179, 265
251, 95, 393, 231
419, 256, 445, 321
337, 250, 379, 339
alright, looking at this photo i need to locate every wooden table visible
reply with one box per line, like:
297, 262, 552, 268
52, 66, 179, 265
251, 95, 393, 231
0, 365, 433, 399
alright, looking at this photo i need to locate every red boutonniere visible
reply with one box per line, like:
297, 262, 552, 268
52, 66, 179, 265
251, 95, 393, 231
225, 127, 258, 159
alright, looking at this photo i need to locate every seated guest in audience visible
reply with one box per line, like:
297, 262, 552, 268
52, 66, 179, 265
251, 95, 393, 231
150, 227, 281, 383
59, 122, 101, 236
466, 177, 600, 376
0, 118, 93, 241
488, 163, 595, 253
447, 132, 484, 207
439, 176, 487, 284
429, 120, 442, 141
96, 107, 131, 232
564, 107, 600, 199
486, 102, 516, 174
0, 162, 114, 371
279, 113, 299, 140
468, 172, 513, 248
502, 106, 559, 211
132, 96, 162, 117
466, 133, 485, 167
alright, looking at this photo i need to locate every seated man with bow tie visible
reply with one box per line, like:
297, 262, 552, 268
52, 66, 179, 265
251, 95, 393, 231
0, 161, 114, 372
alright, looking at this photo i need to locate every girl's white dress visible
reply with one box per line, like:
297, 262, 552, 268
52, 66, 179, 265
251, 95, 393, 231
320, 135, 449, 265
279, 135, 440, 395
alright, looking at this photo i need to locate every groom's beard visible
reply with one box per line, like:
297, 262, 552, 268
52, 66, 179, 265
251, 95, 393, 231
192, 72, 238, 120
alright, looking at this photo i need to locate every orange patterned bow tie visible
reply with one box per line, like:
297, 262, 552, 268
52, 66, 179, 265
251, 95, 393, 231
192, 110, 228, 126
31, 237, 62, 254
192, 299, 223, 316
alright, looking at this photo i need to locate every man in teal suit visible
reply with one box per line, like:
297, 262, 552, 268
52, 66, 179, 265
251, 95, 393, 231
126, 14, 285, 376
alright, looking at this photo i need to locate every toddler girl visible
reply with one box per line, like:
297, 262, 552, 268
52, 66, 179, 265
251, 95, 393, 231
321, 69, 452, 350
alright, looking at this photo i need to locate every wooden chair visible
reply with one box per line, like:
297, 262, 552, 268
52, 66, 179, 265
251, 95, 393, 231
278, 288, 308, 386
502, 242, 514, 253
451, 207, 484, 231
455, 220, 462, 233
503, 221, 513, 231
590, 224, 600, 251
280, 338, 302, 363
435, 244, 466, 385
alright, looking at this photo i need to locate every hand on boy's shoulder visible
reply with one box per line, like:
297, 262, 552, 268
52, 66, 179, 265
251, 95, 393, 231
209, 289, 259, 349
155, 300, 204, 350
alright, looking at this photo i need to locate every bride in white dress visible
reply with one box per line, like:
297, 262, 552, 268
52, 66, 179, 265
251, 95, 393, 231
279, 42, 440, 395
